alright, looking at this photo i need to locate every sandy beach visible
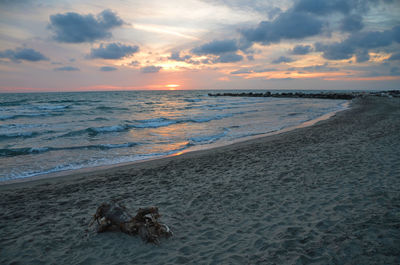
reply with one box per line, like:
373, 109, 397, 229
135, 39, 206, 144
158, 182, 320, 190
1, 96, 399, 264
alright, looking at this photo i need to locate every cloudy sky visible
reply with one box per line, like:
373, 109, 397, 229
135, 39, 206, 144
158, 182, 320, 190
0, 0, 399, 92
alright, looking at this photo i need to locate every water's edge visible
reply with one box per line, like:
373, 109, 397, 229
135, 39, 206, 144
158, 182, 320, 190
0, 100, 351, 186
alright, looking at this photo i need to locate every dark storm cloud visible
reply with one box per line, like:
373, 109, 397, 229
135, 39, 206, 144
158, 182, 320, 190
239, 0, 397, 47
0, 47, 48, 62
191, 39, 239, 55
294, 0, 354, 15
355, 50, 370, 63
204, 0, 392, 17
0, 0, 28, 5
267, 7, 282, 20
315, 42, 355, 60
100, 66, 117, 71
346, 28, 396, 49
388, 52, 400, 61
294, 0, 397, 15
49, 9, 124, 43
191, 39, 244, 63
200, 0, 280, 14
316, 26, 400, 61
140, 65, 162, 73
214, 53, 243, 63
272, 56, 295, 64
230, 69, 252, 75
168, 51, 191, 61
291, 45, 313, 55
89, 43, 139, 59
393, 25, 400, 43
241, 10, 323, 45
54, 66, 80, 71
289, 63, 339, 72
340, 15, 364, 32
292, 0, 388, 16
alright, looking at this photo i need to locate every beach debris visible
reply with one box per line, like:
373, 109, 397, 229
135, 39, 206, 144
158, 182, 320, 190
89, 202, 172, 244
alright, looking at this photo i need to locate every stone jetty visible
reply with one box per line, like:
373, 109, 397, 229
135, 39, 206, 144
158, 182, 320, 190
208, 90, 400, 100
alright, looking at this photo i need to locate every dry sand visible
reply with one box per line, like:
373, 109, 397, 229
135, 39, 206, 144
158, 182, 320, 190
1, 96, 399, 264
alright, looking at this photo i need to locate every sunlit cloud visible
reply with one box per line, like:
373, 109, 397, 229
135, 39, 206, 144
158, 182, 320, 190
133, 24, 200, 40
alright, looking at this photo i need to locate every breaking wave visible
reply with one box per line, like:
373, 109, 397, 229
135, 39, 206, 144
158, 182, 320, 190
0, 142, 139, 157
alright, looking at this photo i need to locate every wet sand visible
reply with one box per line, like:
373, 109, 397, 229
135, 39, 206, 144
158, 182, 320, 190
1, 96, 399, 264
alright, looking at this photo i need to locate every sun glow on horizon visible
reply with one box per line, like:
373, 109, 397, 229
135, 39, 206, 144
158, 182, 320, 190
166, 84, 180, 90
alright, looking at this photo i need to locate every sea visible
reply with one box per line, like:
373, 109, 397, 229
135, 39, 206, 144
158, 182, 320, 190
0, 90, 348, 182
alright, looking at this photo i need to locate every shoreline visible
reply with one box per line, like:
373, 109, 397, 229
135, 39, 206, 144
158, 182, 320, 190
1, 96, 399, 264
0, 100, 350, 187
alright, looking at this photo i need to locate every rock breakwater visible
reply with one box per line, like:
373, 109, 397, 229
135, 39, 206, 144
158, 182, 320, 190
208, 90, 400, 100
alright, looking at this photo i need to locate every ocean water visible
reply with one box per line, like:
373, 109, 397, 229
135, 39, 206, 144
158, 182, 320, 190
0, 90, 348, 181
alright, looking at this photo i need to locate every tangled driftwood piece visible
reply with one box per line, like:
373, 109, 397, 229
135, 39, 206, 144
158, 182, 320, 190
89, 202, 172, 244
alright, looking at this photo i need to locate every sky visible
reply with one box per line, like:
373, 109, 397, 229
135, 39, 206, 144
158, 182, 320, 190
0, 0, 399, 92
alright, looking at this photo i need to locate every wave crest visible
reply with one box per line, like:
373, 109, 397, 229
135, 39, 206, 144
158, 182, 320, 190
0, 142, 139, 157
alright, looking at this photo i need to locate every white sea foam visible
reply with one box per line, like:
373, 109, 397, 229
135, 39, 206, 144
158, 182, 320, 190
0, 91, 349, 181
35, 105, 70, 110
88, 125, 128, 133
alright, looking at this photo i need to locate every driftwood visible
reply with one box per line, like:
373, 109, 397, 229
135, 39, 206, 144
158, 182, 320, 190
89, 202, 172, 244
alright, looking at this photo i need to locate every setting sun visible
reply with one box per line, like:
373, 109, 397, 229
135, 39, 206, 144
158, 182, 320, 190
166, 84, 180, 90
